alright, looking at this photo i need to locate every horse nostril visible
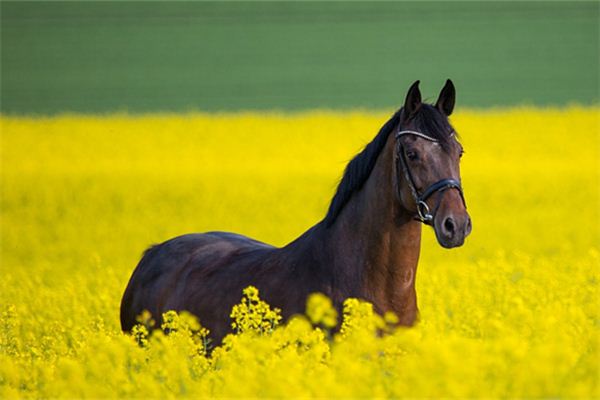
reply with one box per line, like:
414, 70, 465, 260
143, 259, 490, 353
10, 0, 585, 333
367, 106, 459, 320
444, 217, 455, 235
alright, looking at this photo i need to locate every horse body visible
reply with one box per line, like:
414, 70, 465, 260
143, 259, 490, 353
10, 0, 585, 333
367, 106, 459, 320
120, 80, 470, 343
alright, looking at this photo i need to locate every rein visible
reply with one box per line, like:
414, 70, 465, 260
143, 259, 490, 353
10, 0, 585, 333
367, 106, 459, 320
395, 130, 465, 225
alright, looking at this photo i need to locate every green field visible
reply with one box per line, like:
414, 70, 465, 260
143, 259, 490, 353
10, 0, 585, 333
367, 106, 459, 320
1, 1, 598, 114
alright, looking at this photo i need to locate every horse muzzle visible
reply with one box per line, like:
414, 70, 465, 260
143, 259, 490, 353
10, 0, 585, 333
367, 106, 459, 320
434, 209, 472, 248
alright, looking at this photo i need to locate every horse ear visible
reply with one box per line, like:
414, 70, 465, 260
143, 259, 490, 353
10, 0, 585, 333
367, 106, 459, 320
403, 80, 422, 117
436, 79, 456, 116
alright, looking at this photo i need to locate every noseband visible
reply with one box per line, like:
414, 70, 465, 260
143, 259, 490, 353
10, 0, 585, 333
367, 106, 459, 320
395, 130, 466, 225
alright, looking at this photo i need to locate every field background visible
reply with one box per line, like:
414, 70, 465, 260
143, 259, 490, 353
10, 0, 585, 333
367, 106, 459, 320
1, 1, 598, 113
1, 1, 599, 398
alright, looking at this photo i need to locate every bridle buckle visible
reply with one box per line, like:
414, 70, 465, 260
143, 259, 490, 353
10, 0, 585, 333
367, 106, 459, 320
417, 200, 433, 223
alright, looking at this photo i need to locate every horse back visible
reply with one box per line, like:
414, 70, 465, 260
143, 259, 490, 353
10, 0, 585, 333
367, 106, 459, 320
119, 232, 275, 334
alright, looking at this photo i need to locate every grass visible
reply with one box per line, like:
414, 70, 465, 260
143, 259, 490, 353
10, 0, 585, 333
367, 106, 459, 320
1, 1, 598, 113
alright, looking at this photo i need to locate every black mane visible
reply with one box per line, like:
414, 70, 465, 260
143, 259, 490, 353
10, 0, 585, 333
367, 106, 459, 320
322, 110, 400, 227
323, 104, 454, 227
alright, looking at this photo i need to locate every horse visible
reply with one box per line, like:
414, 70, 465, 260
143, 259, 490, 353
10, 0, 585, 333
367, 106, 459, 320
120, 80, 471, 343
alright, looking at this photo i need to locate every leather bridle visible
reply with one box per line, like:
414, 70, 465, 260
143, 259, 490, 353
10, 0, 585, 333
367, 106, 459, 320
395, 130, 466, 225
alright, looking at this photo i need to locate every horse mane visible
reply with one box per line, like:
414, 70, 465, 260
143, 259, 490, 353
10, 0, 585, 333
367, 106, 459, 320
323, 104, 454, 227
322, 109, 400, 227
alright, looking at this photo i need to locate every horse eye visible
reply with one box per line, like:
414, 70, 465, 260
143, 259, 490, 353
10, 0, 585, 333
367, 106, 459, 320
405, 150, 418, 161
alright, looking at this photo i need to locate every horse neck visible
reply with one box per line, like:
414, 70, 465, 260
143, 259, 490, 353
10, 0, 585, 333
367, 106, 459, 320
322, 131, 422, 323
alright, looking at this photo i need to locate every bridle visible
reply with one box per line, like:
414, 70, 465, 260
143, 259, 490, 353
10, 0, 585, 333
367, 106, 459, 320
395, 130, 466, 225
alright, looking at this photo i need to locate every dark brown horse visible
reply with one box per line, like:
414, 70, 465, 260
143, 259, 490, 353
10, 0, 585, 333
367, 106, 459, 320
120, 80, 471, 343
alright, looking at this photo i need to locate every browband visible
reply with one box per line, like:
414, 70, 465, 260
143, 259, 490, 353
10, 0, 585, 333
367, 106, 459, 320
395, 130, 439, 142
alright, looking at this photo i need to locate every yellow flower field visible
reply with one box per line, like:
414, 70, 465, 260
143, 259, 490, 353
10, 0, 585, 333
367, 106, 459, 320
1, 108, 598, 398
